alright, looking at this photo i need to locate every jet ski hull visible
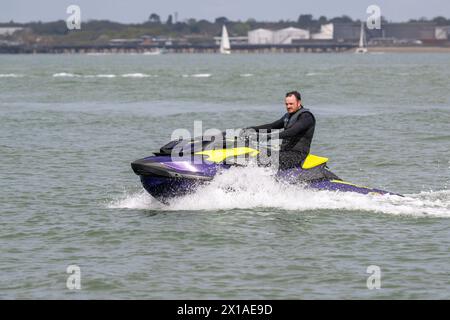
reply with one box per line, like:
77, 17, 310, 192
132, 157, 398, 201
308, 179, 396, 195
139, 175, 206, 202
275, 165, 398, 196
131, 138, 400, 202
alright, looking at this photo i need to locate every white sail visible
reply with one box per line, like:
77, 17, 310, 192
355, 22, 368, 53
220, 25, 231, 54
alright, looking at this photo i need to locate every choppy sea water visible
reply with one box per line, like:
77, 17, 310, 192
0, 53, 449, 299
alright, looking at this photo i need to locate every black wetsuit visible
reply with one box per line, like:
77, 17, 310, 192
251, 107, 316, 170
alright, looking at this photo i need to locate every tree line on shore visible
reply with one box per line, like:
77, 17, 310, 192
1, 14, 449, 46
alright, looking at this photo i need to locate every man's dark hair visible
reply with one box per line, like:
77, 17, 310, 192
286, 91, 301, 101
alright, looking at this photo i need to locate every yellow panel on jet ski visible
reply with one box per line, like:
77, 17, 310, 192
195, 147, 260, 163
302, 154, 329, 169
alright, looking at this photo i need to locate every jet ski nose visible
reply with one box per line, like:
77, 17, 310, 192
131, 159, 147, 175
131, 158, 164, 176
131, 155, 216, 182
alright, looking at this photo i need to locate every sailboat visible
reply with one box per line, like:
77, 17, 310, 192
355, 22, 368, 54
220, 25, 231, 54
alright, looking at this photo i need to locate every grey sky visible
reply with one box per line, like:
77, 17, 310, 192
2, 0, 449, 23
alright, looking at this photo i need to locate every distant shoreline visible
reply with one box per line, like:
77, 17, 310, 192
1, 45, 450, 54
368, 46, 450, 53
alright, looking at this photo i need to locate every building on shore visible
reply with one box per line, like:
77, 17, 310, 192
248, 28, 274, 44
384, 23, 437, 42
248, 27, 309, 44
273, 27, 310, 44
332, 23, 361, 41
311, 23, 334, 40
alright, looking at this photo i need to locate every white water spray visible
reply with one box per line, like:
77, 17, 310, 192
108, 167, 450, 218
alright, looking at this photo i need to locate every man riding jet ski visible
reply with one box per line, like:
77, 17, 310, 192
131, 90, 399, 202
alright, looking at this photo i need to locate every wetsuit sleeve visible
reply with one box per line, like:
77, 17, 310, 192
249, 117, 284, 131
274, 113, 314, 139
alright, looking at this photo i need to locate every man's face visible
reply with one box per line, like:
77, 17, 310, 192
285, 95, 301, 114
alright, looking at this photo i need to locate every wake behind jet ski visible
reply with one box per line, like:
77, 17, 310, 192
131, 135, 400, 203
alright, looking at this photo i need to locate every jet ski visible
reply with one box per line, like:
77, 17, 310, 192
131, 134, 400, 203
